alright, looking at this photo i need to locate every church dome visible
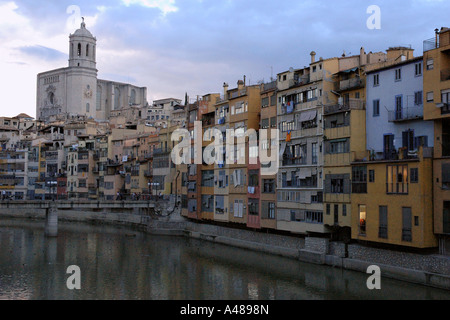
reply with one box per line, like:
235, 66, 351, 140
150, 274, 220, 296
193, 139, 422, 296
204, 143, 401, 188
72, 18, 94, 38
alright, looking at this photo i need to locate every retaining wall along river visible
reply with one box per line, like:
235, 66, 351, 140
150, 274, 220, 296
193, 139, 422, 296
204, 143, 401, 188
0, 207, 449, 291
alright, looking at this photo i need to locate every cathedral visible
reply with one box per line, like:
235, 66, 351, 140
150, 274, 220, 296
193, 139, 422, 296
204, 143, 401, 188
36, 19, 148, 123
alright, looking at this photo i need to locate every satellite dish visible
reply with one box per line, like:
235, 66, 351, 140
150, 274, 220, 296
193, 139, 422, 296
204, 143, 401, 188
289, 67, 294, 72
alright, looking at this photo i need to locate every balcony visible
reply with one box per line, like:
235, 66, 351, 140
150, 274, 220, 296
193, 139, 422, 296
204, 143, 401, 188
424, 35, 450, 52
216, 95, 228, 105
324, 99, 365, 115
388, 106, 423, 122
144, 170, 153, 177
338, 78, 365, 92
442, 69, 450, 82
229, 89, 247, 100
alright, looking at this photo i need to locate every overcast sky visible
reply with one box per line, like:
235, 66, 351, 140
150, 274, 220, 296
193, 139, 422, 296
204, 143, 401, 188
0, 0, 449, 118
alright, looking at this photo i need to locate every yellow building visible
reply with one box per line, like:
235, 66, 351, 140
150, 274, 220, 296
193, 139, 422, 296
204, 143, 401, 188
423, 27, 450, 254
351, 147, 437, 249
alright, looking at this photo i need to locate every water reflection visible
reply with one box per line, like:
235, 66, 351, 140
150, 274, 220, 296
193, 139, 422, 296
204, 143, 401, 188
0, 219, 449, 300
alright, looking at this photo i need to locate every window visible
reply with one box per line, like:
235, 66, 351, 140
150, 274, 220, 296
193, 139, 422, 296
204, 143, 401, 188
427, 91, 434, 102
442, 91, 450, 115
215, 196, 225, 214
328, 139, 349, 154
201, 170, 214, 187
261, 118, 269, 129
442, 164, 450, 190
359, 205, 367, 235
248, 170, 259, 187
201, 195, 214, 213
373, 100, 380, 117
233, 199, 244, 218
387, 165, 409, 194
218, 170, 227, 189
305, 211, 323, 224
312, 143, 318, 164
248, 199, 259, 216
343, 204, 347, 217
426, 59, 434, 70
261, 97, 269, 108
263, 179, 275, 193
395, 68, 402, 81
373, 74, 379, 86
369, 170, 375, 183
379, 206, 388, 239
352, 166, 367, 193
410, 168, 419, 183
444, 201, 450, 234
270, 117, 277, 128
331, 178, 344, 194
415, 62, 422, 76
269, 202, 275, 219
326, 204, 331, 215
86, 103, 90, 113
402, 207, 412, 242
414, 91, 423, 105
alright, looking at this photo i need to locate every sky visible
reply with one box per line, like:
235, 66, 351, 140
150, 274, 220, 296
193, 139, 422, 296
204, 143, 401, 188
0, 0, 449, 118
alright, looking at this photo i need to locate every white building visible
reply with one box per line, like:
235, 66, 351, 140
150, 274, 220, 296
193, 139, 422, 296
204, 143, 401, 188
36, 19, 148, 123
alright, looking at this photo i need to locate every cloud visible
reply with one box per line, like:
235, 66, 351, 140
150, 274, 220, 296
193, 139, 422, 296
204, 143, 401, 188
121, 0, 178, 15
17, 45, 67, 62
2, 0, 450, 119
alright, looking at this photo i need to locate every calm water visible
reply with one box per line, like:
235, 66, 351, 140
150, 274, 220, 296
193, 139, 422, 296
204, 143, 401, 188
0, 219, 449, 300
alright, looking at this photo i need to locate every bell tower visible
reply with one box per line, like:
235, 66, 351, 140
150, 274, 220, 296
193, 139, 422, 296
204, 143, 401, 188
69, 18, 97, 69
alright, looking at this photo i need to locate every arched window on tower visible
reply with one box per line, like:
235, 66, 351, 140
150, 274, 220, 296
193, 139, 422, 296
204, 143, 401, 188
96, 85, 102, 111
86, 44, 89, 57
48, 92, 55, 105
86, 103, 90, 113
130, 89, 136, 105
71, 43, 74, 58
77, 43, 81, 57
114, 87, 120, 110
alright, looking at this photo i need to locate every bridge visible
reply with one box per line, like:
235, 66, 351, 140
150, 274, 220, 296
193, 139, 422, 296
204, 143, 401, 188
0, 200, 157, 237
0, 200, 156, 210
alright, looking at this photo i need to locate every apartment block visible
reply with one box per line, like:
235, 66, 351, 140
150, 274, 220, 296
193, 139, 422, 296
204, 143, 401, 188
423, 27, 450, 254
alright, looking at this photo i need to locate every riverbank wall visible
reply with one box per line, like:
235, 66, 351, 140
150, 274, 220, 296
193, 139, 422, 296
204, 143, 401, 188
1, 207, 449, 291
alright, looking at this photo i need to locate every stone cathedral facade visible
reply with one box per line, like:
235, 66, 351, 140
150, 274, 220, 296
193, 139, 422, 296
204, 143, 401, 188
36, 20, 148, 123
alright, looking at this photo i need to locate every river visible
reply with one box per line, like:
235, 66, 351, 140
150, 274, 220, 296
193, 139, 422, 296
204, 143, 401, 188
0, 219, 449, 300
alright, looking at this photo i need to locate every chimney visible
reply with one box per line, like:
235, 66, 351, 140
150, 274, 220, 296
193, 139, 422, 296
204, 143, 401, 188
435, 28, 440, 48
237, 80, 244, 90
310, 51, 316, 64
223, 82, 229, 96
360, 47, 367, 66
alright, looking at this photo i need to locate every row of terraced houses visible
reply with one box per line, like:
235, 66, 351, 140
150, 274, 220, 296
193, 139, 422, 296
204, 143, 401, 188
1, 27, 449, 254
176, 28, 450, 255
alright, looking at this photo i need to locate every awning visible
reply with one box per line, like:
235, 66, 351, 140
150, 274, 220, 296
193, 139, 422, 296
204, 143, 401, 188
299, 110, 317, 122
279, 142, 287, 157
341, 67, 358, 74
297, 168, 312, 179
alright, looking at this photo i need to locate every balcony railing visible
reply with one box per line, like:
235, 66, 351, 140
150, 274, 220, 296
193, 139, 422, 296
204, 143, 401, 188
324, 99, 365, 115
424, 35, 450, 52
388, 105, 423, 122
339, 78, 365, 92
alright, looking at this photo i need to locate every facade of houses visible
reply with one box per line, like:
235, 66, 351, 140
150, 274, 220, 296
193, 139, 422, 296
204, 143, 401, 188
423, 27, 450, 254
